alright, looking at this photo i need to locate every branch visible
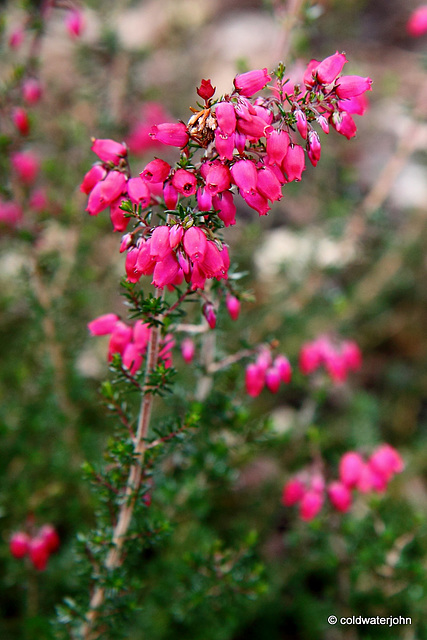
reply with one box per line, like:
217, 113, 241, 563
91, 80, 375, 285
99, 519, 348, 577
81, 291, 163, 640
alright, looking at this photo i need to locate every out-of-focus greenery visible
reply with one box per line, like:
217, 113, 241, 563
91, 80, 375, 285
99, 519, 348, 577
1, 0, 427, 638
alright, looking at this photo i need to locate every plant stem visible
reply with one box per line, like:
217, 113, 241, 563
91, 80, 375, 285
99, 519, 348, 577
81, 296, 163, 640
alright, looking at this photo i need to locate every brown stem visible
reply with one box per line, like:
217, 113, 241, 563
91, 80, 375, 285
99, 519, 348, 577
81, 296, 163, 640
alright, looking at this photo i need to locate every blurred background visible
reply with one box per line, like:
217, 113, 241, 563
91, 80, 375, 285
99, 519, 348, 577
2, 0, 427, 638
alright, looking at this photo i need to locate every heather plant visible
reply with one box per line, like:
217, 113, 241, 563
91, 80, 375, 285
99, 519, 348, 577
3, 2, 427, 640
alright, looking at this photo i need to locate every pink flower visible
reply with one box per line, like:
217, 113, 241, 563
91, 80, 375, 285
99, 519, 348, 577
328, 481, 352, 512
91, 138, 127, 164
234, 68, 272, 97
265, 366, 281, 393
126, 102, 173, 154
29, 188, 48, 213
22, 78, 42, 104
183, 226, 207, 262
339, 451, 364, 488
341, 341, 362, 371
282, 478, 305, 506
295, 109, 307, 139
133, 320, 151, 352
65, 8, 85, 38
12, 107, 30, 136
256, 165, 282, 202
100, 171, 127, 204
315, 51, 348, 84
110, 198, 130, 232
9, 26, 25, 50
203, 302, 217, 329
80, 165, 107, 194
88, 313, 119, 336
215, 130, 235, 161
11, 151, 39, 184
197, 187, 213, 211
407, 5, 427, 36
231, 159, 258, 194
39, 525, 60, 553
163, 181, 179, 210
127, 177, 151, 207
10, 532, 30, 558
274, 355, 292, 383
307, 131, 321, 167
335, 75, 372, 99
369, 445, 404, 483
226, 294, 240, 321
172, 169, 197, 196
299, 490, 323, 521
29, 537, 50, 571
169, 224, 184, 249
212, 191, 236, 227
108, 321, 133, 359
204, 162, 231, 196
152, 252, 180, 288
245, 362, 264, 397
299, 342, 321, 375
140, 159, 170, 183
181, 337, 195, 363
150, 122, 189, 147
241, 189, 270, 216
215, 101, 237, 135
122, 342, 143, 375
282, 144, 305, 182
266, 129, 290, 165
150, 226, 173, 261
0, 200, 23, 227
332, 112, 357, 140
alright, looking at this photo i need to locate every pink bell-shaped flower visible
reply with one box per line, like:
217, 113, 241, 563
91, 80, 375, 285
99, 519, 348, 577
339, 451, 365, 488
91, 138, 127, 164
212, 191, 236, 227
245, 362, 264, 397
150, 122, 189, 147
234, 68, 272, 97
88, 313, 119, 336
328, 481, 352, 512
299, 490, 323, 521
282, 478, 305, 506
183, 226, 207, 262
140, 158, 171, 183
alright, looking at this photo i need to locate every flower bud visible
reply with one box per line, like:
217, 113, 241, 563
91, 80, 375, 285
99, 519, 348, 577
181, 337, 195, 364
226, 294, 240, 321
203, 302, 216, 329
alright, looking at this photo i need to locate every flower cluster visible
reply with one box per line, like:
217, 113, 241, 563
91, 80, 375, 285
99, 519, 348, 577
299, 335, 362, 383
9, 524, 60, 571
81, 53, 371, 291
282, 444, 404, 521
88, 313, 174, 375
245, 348, 292, 397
